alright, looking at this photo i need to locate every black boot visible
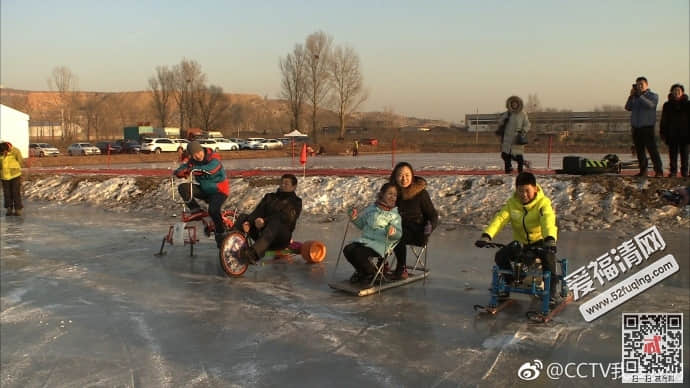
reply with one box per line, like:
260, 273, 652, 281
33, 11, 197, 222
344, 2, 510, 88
549, 280, 562, 308
239, 246, 259, 265
501, 152, 512, 173
215, 231, 228, 248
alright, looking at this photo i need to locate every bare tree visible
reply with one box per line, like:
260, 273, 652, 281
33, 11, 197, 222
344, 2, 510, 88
381, 106, 401, 129
172, 59, 206, 133
279, 44, 308, 131
525, 93, 541, 113
48, 66, 78, 139
108, 93, 135, 130
196, 85, 230, 132
149, 65, 175, 128
78, 93, 110, 140
305, 31, 333, 140
328, 44, 368, 139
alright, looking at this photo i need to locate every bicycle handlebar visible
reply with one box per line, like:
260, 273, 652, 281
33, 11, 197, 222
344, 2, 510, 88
479, 242, 506, 248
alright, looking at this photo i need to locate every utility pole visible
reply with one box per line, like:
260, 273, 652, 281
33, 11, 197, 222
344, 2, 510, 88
474, 108, 479, 144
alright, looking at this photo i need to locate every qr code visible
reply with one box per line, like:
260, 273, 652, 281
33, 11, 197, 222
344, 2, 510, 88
622, 313, 683, 383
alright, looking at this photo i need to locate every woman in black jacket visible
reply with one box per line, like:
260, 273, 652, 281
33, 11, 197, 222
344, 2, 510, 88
660, 83, 690, 177
389, 162, 438, 279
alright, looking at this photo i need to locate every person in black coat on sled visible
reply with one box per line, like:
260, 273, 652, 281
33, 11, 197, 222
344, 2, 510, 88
235, 174, 302, 264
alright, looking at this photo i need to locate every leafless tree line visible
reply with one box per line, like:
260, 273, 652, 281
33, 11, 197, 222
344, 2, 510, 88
280, 31, 368, 139
148, 59, 231, 136
3, 61, 294, 141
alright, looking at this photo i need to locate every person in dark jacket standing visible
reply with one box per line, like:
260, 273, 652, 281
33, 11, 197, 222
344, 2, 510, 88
625, 76, 663, 177
388, 162, 438, 279
236, 174, 302, 264
660, 83, 690, 177
174, 140, 230, 248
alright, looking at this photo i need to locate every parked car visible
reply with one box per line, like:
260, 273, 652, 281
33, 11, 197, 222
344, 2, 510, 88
214, 138, 240, 151
95, 141, 122, 154
140, 138, 179, 153
228, 138, 249, 149
245, 138, 266, 150
172, 139, 189, 151
67, 143, 101, 156
197, 138, 238, 152
361, 138, 379, 146
253, 139, 284, 150
29, 143, 60, 157
277, 137, 291, 145
115, 139, 141, 154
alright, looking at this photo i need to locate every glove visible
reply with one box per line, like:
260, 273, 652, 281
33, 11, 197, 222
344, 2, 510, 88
423, 221, 433, 235
387, 224, 396, 237
348, 208, 358, 220
174, 169, 189, 178
544, 236, 557, 254
475, 233, 491, 248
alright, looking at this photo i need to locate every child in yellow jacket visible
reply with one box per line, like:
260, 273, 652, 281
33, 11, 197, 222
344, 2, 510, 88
0, 141, 24, 216
475, 172, 560, 305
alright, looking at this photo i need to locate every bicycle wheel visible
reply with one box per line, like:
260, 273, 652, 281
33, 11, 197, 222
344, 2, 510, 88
218, 231, 248, 277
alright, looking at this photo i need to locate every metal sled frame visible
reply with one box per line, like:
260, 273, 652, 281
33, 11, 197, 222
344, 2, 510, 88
155, 175, 237, 257
329, 241, 430, 296
474, 258, 571, 323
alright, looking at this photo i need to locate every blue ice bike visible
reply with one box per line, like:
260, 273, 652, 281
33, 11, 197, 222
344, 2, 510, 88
473, 241, 572, 323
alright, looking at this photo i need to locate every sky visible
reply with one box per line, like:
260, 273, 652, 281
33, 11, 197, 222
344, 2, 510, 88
1, 0, 688, 123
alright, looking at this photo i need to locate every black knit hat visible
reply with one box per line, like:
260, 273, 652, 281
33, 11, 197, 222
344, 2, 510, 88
188, 141, 203, 154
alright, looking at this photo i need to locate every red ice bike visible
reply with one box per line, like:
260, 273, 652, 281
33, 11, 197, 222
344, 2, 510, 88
157, 172, 326, 277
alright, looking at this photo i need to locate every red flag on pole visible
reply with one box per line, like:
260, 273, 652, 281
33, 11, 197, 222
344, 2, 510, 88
300, 143, 307, 177
300, 143, 307, 165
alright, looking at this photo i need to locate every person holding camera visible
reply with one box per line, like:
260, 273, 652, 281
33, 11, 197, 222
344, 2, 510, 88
625, 76, 663, 177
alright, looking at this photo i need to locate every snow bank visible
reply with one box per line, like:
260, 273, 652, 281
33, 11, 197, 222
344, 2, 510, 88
22, 174, 689, 233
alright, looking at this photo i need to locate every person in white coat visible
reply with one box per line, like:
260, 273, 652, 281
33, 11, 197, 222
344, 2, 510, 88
497, 95, 531, 173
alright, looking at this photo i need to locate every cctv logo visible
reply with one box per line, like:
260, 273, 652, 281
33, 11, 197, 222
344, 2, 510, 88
517, 360, 543, 381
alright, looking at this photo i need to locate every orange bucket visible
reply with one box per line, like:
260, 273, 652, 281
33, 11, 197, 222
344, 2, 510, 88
300, 240, 327, 263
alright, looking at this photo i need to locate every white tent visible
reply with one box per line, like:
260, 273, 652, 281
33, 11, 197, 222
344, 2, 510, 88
0, 104, 30, 157
283, 130, 308, 137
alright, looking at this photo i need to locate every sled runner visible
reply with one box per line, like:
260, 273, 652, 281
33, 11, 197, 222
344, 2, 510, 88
328, 222, 430, 296
329, 268, 428, 296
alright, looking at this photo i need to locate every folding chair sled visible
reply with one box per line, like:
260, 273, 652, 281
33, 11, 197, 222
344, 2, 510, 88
329, 241, 429, 297
405, 239, 430, 277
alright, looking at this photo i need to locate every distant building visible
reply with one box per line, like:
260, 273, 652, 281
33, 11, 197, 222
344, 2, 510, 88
321, 126, 367, 135
400, 126, 431, 132
465, 111, 662, 133
29, 120, 64, 138
1, 104, 30, 156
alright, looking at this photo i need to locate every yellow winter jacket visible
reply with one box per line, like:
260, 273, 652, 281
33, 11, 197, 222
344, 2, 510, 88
483, 184, 557, 245
0, 146, 24, 180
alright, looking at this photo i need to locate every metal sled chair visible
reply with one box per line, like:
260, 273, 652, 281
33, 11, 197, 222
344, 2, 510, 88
329, 222, 430, 297
406, 243, 429, 274
368, 241, 400, 287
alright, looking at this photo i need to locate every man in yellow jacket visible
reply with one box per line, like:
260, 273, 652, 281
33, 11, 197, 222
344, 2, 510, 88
475, 172, 560, 305
0, 141, 24, 216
